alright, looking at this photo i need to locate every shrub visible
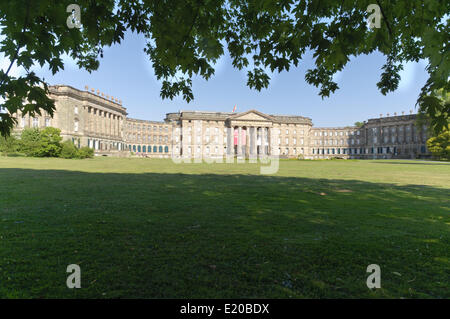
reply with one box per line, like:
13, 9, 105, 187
0, 135, 20, 155
20, 128, 42, 157
297, 154, 304, 160
77, 146, 94, 159
59, 140, 79, 159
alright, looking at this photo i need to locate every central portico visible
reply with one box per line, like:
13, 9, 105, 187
226, 110, 273, 157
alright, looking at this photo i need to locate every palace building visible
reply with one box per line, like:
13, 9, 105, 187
11, 84, 431, 159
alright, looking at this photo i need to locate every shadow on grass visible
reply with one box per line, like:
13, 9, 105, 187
0, 168, 449, 299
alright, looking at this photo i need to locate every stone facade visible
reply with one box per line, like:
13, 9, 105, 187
10, 84, 431, 159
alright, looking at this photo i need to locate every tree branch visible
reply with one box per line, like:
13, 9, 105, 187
375, 0, 393, 38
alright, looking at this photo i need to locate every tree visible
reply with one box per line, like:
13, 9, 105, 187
39, 126, 63, 157
354, 122, 364, 128
1, 0, 448, 137
20, 127, 41, 156
417, 89, 450, 135
426, 128, 450, 160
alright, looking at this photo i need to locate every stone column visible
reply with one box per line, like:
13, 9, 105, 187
261, 127, 266, 156
226, 127, 234, 155
237, 126, 242, 156
252, 127, 257, 156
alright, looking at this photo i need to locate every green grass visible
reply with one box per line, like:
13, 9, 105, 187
0, 157, 449, 298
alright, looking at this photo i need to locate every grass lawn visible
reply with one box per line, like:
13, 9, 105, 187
0, 156, 449, 298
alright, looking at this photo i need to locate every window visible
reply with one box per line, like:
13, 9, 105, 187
32, 117, 39, 127
21, 117, 26, 127
74, 106, 78, 114
74, 120, 79, 132
293, 138, 297, 145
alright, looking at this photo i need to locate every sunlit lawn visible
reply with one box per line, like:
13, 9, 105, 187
0, 156, 449, 298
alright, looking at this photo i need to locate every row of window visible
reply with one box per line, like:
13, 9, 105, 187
20, 117, 51, 128
128, 124, 169, 132
127, 134, 169, 143
314, 130, 360, 137
129, 145, 169, 153
371, 125, 426, 134
312, 146, 427, 155
314, 139, 359, 146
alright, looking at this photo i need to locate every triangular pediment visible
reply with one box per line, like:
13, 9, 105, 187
228, 110, 273, 122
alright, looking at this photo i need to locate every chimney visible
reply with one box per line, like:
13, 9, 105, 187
394, 112, 397, 116
91, 88, 95, 93
85, 85, 89, 90
410, 110, 413, 114
380, 114, 383, 118
387, 113, 390, 117
402, 111, 405, 115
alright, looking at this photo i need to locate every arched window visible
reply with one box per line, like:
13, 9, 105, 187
143, 146, 146, 152
164, 146, 169, 153
153, 146, 157, 152
138, 145, 141, 152
148, 145, 152, 152
133, 145, 136, 152
159, 146, 163, 153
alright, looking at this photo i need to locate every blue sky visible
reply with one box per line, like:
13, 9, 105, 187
6, 30, 429, 127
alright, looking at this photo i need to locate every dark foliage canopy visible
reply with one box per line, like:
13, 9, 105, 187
0, 0, 448, 136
